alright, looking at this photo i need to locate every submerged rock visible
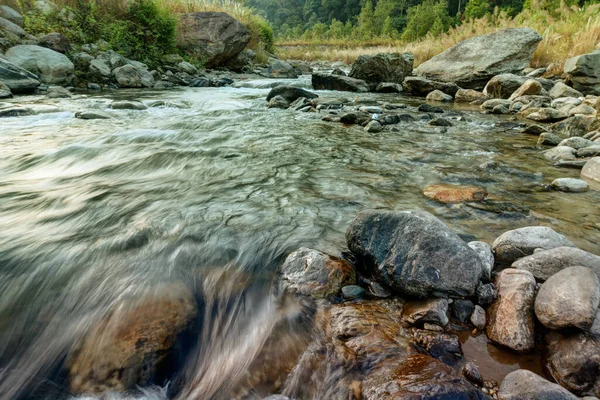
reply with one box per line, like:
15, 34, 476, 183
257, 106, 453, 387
110, 100, 148, 110
416, 28, 542, 89
499, 369, 578, 400
535, 266, 600, 331
492, 226, 575, 264
345, 209, 483, 298
486, 269, 536, 352
311, 72, 369, 92
349, 52, 413, 84
423, 184, 487, 203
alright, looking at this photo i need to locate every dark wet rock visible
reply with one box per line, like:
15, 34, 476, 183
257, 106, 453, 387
339, 111, 370, 125
267, 95, 290, 109
290, 61, 312, 75
546, 330, 600, 397
538, 132, 563, 146
177, 12, 250, 67
190, 78, 211, 87
341, 285, 365, 300
289, 97, 311, 111
477, 283, 497, 306
0, 54, 41, 94
486, 269, 536, 352
415, 28, 542, 89
403, 76, 460, 97
349, 52, 414, 84
423, 184, 487, 203
379, 113, 415, 125
426, 89, 453, 102
463, 362, 484, 386
455, 88, 487, 103
364, 120, 383, 133
492, 104, 510, 114
551, 177, 589, 192
0, 81, 12, 99
39, 32, 71, 54
550, 115, 600, 138
410, 328, 464, 366
418, 103, 444, 113
484, 73, 528, 99
468, 241, 494, 281
564, 51, 600, 95
544, 146, 577, 162
5, 45, 74, 85
345, 209, 483, 298
470, 305, 486, 330
279, 248, 355, 299
311, 72, 369, 92
492, 226, 575, 264
331, 67, 346, 76
110, 100, 148, 110
549, 82, 584, 99
582, 157, 600, 183
451, 300, 475, 323
375, 82, 403, 93
75, 111, 112, 120
225, 49, 255, 72
0, 106, 32, 117
535, 266, 600, 331
429, 117, 453, 126
68, 285, 197, 394
403, 298, 449, 327
499, 369, 578, 400
266, 86, 317, 103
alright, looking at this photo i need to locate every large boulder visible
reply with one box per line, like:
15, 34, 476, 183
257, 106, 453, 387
311, 72, 369, 92
492, 226, 575, 265
4, 45, 74, 85
348, 52, 414, 84
513, 246, 600, 281
113, 63, 154, 88
0, 57, 40, 93
486, 269, 536, 352
582, 157, 600, 183
403, 76, 460, 97
499, 369, 578, 400
177, 12, 250, 67
345, 209, 483, 298
564, 51, 600, 95
415, 28, 542, 89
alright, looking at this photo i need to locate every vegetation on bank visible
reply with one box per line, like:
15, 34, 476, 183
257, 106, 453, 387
276, 3, 600, 67
15, 0, 274, 67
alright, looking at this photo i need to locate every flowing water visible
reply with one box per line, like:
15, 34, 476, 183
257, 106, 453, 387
0, 75, 599, 399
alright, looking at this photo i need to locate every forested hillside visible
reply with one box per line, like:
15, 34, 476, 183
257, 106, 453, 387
248, 0, 590, 40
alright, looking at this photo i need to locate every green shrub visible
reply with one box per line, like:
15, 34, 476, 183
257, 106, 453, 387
245, 13, 275, 53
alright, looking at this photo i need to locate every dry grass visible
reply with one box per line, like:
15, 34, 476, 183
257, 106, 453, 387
277, 4, 600, 68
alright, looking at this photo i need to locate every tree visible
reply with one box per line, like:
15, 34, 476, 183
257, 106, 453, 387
465, 0, 492, 19
402, 0, 452, 40
357, 0, 376, 38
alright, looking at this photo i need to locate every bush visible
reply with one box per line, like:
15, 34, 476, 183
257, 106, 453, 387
402, 0, 452, 41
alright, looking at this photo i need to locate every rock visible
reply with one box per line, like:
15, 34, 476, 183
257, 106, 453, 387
0, 57, 41, 93
455, 88, 487, 103
481, 98, 512, 109
345, 209, 483, 298
477, 283, 497, 306
423, 184, 487, 203
551, 115, 600, 138
429, 117, 453, 126
375, 82, 403, 93
75, 111, 112, 120
549, 82, 584, 99
349, 52, 413, 84
509, 79, 543, 100
0, 80, 12, 98
113, 64, 149, 88
582, 157, 600, 183
71, 52, 94, 72
486, 269, 536, 352
68, 285, 197, 394
265, 60, 298, 79
468, 241, 494, 281
452, 300, 475, 323
0, 5, 23, 27
403, 298, 449, 327
551, 177, 589, 192
483, 74, 527, 99
558, 137, 596, 149
535, 266, 600, 331
403, 76, 460, 96
513, 246, 600, 282
5, 45, 74, 85
290, 60, 312, 75
578, 145, 600, 158
546, 330, 600, 397
492, 104, 510, 114
225, 49, 254, 72
0, 15, 25, 37
279, 248, 355, 299
538, 132, 563, 146
89, 59, 111, 81
87, 82, 101, 91
46, 86, 71, 98
499, 369, 579, 400
38, 32, 71, 54
524, 107, 568, 122
177, 12, 250, 67
311, 72, 369, 92
471, 305, 486, 330
267, 95, 289, 109
523, 124, 547, 135
339, 111, 370, 125
418, 103, 444, 113
341, 285, 365, 300
364, 120, 383, 133
553, 96, 583, 109
564, 51, 600, 95
415, 28, 542, 89
110, 100, 148, 110
493, 226, 575, 265
426, 89, 453, 102
544, 146, 577, 161
463, 362, 484, 386
570, 104, 596, 116
266, 86, 317, 103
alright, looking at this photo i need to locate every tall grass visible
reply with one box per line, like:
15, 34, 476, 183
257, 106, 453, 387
278, 4, 600, 68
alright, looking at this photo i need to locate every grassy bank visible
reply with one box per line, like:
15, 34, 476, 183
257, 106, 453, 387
277, 4, 600, 68
15, 0, 273, 66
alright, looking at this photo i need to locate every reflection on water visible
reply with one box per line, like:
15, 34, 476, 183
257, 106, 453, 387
0, 81, 599, 399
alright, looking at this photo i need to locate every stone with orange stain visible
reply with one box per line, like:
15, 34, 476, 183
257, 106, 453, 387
423, 184, 488, 203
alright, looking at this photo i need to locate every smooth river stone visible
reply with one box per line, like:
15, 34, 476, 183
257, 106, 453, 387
403, 298, 449, 327
422, 184, 487, 203
582, 157, 600, 183
535, 266, 600, 331
551, 177, 589, 192
468, 241, 494, 281
492, 226, 575, 264
512, 246, 600, 281
486, 269, 536, 352
499, 369, 578, 400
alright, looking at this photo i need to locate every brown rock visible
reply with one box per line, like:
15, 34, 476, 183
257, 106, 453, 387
486, 269, 536, 352
423, 184, 487, 203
